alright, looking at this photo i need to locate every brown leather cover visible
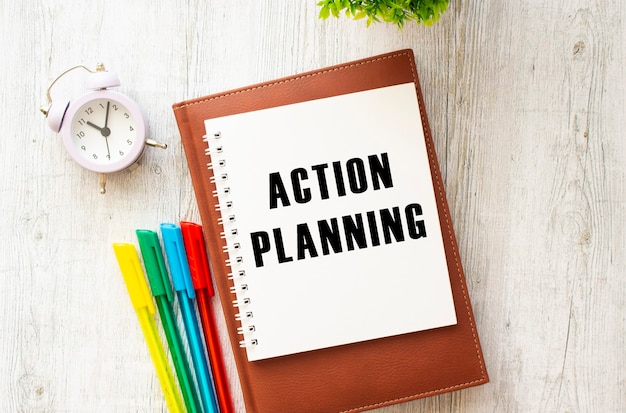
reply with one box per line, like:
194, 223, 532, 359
172, 49, 488, 413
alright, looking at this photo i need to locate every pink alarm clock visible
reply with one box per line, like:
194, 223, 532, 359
41, 63, 166, 193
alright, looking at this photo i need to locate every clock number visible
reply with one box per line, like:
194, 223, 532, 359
112, 104, 118, 111
81, 145, 86, 151
99, 103, 105, 109
92, 153, 98, 160
119, 150, 125, 156
85, 107, 93, 115
78, 119, 85, 126
124, 112, 129, 119
127, 139, 133, 145
76, 131, 85, 139
129, 125, 134, 132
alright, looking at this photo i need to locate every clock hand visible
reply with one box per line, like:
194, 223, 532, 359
86, 120, 103, 131
86, 120, 111, 137
104, 102, 110, 126
101, 101, 111, 137
104, 101, 110, 128
104, 135, 111, 159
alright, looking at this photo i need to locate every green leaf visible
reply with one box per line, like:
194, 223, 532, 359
319, 4, 331, 19
317, 0, 449, 28
354, 10, 367, 20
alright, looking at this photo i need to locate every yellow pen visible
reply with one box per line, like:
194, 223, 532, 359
112, 243, 185, 413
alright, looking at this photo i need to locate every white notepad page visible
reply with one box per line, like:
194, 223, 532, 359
204, 82, 457, 361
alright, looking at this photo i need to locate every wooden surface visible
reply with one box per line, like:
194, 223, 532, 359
1, 1, 624, 412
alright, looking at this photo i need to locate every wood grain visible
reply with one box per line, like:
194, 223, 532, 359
0, 0, 623, 412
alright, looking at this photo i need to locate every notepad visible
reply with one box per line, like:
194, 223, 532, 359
203, 82, 456, 361
173, 49, 488, 413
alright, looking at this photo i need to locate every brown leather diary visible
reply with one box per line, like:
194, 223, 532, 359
172, 49, 488, 413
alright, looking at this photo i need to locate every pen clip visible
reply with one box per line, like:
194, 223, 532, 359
160, 223, 196, 299
136, 229, 175, 302
181, 221, 215, 297
112, 243, 156, 315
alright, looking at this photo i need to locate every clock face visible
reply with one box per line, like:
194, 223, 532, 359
70, 98, 139, 166
62, 90, 147, 173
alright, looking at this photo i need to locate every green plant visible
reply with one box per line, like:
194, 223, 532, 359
317, 0, 449, 28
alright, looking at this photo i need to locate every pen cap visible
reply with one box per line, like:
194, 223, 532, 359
112, 243, 156, 315
180, 221, 215, 296
136, 230, 175, 302
160, 223, 196, 298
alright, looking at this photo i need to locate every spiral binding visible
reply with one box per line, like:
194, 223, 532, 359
204, 132, 258, 349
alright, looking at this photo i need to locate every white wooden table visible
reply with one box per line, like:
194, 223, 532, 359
1, 1, 624, 412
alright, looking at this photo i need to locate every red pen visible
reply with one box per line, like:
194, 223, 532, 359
181, 221, 235, 413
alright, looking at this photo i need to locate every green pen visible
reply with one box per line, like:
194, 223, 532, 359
136, 229, 202, 413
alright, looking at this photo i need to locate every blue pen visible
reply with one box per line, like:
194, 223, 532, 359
161, 223, 220, 413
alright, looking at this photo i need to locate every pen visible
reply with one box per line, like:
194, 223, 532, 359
136, 230, 203, 413
112, 243, 185, 413
181, 221, 235, 413
161, 223, 220, 413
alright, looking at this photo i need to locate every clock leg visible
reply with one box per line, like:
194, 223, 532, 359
146, 139, 168, 149
99, 173, 107, 194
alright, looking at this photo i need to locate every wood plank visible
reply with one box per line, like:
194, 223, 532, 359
0, 0, 623, 411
